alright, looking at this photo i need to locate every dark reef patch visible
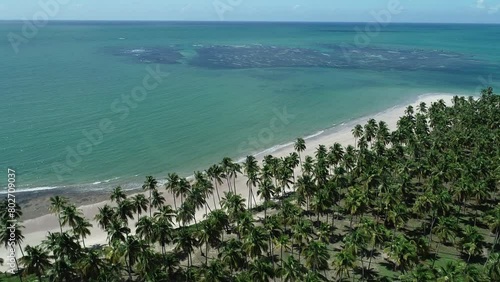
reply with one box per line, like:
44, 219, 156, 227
104, 46, 184, 64
189, 45, 339, 69
319, 44, 483, 71
188, 44, 483, 72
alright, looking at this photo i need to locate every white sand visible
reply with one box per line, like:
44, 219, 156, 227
2, 93, 462, 270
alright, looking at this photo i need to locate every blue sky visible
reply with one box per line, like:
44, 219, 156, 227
0, 0, 499, 23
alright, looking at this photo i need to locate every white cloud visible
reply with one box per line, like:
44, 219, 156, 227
181, 3, 193, 13
488, 4, 500, 13
475, 0, 500, 13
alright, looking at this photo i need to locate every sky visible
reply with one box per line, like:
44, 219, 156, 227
0, 0, 499, 23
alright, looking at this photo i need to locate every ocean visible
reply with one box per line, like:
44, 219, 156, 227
1, 21, 499, 195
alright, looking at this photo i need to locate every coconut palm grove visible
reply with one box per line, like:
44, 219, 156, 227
1, 90, 499, 281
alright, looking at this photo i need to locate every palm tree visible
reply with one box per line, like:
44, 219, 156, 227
432, 216, 458, 253
194, 171, 216, 214
154, 217, 173, 255
207, 164, 225, 206
294, 138, 306, 172
219, 238, 245, 274
344, 187, 368, 229
206, 209, 230, 243
135, 216, 156, 245
60, 204, 83, 231
47, 258, 76, 282
278, 256, 306, 282
197, 219, 222, 264
243, 155, 260, 210
176, 200, 195, 227
332, 249, 356, 281
110, 186, 126, 204
177, 177, 192, 207
400, 264, 435, 282
72, 217, 92, 247
94, 204, 115, 230
77, 248, 106, 281
0, 219, 25, 257
302, 241, 329, 274
221, 191, 246, 224
364, 119, 378, 145
115, 198, 134, 224
243, 226, 268, 260
142, 175, 158, 217
196, 259, 231, 282
118, 235, 146, 281
384, 234, 418, 272
151, 189, 166, 211
20, 245, 51, 282
42, 231, 81, 263
458, 225, 486, 263
274, 233, 291, 265
257, 176, 275, 220
173, 228, 196, 267
484, 253, 500, 281
154, 204, 176, 224
352, 124, 364, 148
248, 257, 275, 282
165, 172, 180, 210
221, 157, 241, 193
292, 218, 313, 261
105, 218, 130, 245
49, 196, 68, 233
483, 204, 500, 257
131, 194, 148, 219
436, 261, 466, 282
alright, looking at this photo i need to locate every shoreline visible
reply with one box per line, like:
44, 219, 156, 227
13, 92, 464, 220
4, 92, 467, 269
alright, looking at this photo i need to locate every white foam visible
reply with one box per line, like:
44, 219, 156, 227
304, 130, 325, 140
0, 186, 60, 194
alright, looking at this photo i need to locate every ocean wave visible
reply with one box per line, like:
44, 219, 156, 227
304, 130, 325, 140
0, 186, 61, 194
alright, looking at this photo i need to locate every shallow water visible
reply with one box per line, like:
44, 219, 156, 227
1, 22, 499, 194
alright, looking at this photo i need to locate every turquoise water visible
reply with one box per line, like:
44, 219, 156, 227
1, 22, 499, 193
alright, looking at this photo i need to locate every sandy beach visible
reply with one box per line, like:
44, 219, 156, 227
4, 93, 462, 270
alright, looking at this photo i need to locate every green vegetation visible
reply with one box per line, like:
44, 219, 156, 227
1, 89, 499, 281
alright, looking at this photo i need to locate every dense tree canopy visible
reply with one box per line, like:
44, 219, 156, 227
1, 90, 499, 281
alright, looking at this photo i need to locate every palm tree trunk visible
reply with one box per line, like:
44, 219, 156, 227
252, 190, 258, 209
248, 184, 252, 210
428, 213, 436, 242
173, 194, 177, 211
484, 231, 499, 266
360, 256, 365, 280
433, 242, 440, 267
264, 204, 267, 221
280, 245, 284, 265
58, 214, 63, 233
14, 257, 23, 282
205, 243, 209, 265
215, 181, 221, 207
126, 257, 133, 281
149, 190, 152, 218
226, 177, 231, 193
368, 245, 375, 271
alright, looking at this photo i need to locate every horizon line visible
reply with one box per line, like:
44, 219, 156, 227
0, 19, 499, 25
